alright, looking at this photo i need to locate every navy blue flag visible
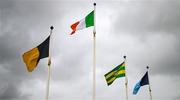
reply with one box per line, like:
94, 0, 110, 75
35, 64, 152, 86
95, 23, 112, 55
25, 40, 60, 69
133, 71, 149, 95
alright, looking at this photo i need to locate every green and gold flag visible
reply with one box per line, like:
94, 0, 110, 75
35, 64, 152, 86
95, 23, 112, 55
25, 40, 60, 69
104, 62, 126, 86
22, 35, 50, 72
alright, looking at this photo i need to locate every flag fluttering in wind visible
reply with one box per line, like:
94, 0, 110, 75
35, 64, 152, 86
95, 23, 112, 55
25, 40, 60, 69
104, 62, 126, 86
70, 10, 94, 35
133, 71, 149, 95
22, 35, 50, 72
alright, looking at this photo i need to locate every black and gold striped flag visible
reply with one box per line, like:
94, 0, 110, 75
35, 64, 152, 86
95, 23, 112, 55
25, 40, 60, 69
104, 62, 125, 86
22, 35, 50, 72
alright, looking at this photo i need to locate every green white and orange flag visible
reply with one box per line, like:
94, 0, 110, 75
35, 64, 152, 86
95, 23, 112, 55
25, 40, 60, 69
70, 10, 94, 35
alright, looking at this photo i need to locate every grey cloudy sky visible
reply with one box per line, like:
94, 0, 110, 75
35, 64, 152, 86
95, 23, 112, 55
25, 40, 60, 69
0, 0, 180, 100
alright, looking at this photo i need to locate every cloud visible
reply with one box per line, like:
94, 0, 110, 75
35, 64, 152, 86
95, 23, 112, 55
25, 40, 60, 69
0, 0, 15, 10
0, 84, 29, 100
113, 0, 180, 36
111, 0, 180, 76
0, 0, 64, 99
0, 0, 180, 100
174, 95, 180, 100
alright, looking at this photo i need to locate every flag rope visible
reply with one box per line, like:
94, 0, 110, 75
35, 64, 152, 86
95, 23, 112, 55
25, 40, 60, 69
124, 56, 128, 100
46, 59, 51, 100
147, 66, 152, 100
46, 26, 54, 100
93, 3, 96, 100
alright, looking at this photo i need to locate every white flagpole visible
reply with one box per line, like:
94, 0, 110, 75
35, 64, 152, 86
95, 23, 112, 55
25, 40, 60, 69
147, 66, 152, 100
93, 3, 96, 100
124, 56, 128, 100
46, 26, 54, 100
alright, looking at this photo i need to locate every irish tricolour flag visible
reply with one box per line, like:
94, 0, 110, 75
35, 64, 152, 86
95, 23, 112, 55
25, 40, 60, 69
70, 10, 94, 35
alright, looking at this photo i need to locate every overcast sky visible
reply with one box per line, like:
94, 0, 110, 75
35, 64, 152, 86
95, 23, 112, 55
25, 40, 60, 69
0, 0, 180, 100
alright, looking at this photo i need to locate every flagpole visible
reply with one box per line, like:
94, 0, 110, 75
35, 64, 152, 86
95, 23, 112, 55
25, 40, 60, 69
124, 56, 128, 100
93, 3, 96, 100
147, 66, 152, 100
46, 26, 54, 100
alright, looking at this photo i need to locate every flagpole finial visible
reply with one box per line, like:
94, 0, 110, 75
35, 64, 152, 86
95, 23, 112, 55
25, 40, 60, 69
94, 3, 96, 6
50, 26, 54, 30
123, 55, 126, 59
146, 66, 149, 69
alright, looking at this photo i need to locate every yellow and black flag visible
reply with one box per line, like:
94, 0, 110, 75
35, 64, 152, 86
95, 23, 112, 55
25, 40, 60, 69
22, 36, 50, 72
